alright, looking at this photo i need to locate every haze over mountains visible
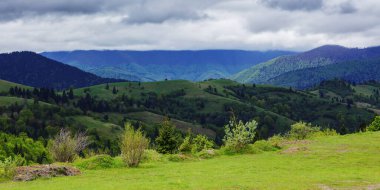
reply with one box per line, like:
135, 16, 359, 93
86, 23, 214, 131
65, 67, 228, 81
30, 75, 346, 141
41, 50, 295, 82
233, 45, 380, 88
0, 52, 121, 89
0, 45, 379, 90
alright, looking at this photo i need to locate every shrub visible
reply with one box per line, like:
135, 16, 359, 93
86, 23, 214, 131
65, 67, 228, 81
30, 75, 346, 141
167, 154, 194, 162
49, 129, 89, 163
223, 117, 257, 152
121, 123, 149, 167
179, 134, 214, 154
155, 119, 181, 154
0, 132, 51, 165
252, 140, 279, 152
141, 149, 164, 163
74, 155, 123, 170
0, 156, 23, 180
191, 135, 214, 153
196, 149, 218, 159
287, 122, 320, 140
178, 135, 192, 153
367, 116, 380, 131
268, 135, 285, 149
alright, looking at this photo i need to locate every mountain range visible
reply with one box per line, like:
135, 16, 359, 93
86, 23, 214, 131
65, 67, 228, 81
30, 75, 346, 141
0, 52, 121, 89
41, 50, 295, 82
233, 45, 380, 88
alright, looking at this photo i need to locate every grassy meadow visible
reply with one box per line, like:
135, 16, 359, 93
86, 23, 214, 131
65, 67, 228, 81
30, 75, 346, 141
1, 132, 380, 190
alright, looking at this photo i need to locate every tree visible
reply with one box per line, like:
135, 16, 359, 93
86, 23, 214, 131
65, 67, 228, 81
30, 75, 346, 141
223, 116, 257, 152
120, 123, 149, 167
49, 129, 89, 162
155, 118, 181, 154
367, 116, 380, 131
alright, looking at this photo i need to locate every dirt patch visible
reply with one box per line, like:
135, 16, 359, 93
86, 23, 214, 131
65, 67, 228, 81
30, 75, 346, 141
14, 165, 81, 181
280, 146, 309, 154
318, 183, 380, 190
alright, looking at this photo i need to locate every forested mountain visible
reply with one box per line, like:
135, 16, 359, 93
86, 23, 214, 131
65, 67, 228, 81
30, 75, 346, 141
0, 52, 122, 89
232, 45, 380, 88
41, 50, 295, 81
0, 79, 375, 155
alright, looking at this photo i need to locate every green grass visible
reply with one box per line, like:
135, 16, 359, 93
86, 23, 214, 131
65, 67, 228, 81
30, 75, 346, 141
126, 111, 216, 138
0, 80, 31, 93
70, 116, 123, 140
353, 85, 380, 97
2, 132, 380, 189
0, 96, 51, 106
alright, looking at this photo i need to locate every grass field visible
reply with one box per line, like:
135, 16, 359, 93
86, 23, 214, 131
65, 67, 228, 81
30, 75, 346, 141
0, 80, 31, 93
1, 132, 380, 190
0, 96, 51, 106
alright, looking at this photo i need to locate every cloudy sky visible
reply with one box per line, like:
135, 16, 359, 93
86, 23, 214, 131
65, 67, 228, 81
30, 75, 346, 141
0, 0, 379, 52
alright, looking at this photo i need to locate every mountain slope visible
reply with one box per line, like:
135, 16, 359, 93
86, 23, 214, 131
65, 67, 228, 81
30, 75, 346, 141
0, 52, 122, 89
41, 50, 295, 81
232, 45, 380, 87
267, 58, 380, 89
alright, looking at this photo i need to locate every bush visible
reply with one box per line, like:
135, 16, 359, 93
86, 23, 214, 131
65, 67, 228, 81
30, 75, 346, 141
155, 119, 182, 154
367, 116, 380, 131
167, 154, 194, 162
223, 117, 257, 152
121, 123, 149, 167
0, 156, 23, 180
196, 149, 218, 159
179, 134, 214, 154
287, 122, 320, 140
191, 135, 214, 153
252, 140, 279, 152
74, 155, 123, 170
178, 135, 192, 153
0, 132, 51, 165
49, 129, 89, 163
268, 135, 285, 149
141, 149, 164, 163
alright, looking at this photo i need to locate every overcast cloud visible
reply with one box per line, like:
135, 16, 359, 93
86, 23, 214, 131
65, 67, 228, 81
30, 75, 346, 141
0, 0, 379, 52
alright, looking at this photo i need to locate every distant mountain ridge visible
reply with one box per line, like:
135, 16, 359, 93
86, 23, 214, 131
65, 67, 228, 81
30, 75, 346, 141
41, 50, 295, 82
0, 51, 122, 89
232, 45, 380, 88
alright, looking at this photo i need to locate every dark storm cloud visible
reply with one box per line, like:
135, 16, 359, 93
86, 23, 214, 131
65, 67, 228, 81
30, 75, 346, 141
260, 0, 323, 11
0, 0, 108, 20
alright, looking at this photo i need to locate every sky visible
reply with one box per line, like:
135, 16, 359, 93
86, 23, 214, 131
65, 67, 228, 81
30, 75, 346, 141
0, 0, 379, 52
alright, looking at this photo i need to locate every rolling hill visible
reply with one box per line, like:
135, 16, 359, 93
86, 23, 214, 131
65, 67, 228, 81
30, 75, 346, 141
41, 50, 295, 82
232, 45, 380, 88
0, 52, 122, 89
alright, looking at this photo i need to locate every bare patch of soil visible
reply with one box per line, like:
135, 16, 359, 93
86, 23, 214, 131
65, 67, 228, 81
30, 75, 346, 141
14, 165, 81, 181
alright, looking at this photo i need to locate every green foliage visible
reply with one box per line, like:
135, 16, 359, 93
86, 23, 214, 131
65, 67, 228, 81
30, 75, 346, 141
141, 149, 164, 163
251, 140, 279, 152
178, 135, 192, 153
287, 122, 320, 140
121, 123, 149, 167
0, 156, 24, 180
74, 155, 124, 170
155, 119, 182, 154
179, 134, 214, 154
0, 132, 51, 165
367, 116, 380, 131
166, 154, 194, 162
195, 149, 218, 159
223, 117, 257, 152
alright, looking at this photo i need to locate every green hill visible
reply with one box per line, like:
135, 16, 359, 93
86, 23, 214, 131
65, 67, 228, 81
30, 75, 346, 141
0, 80, 31, 93
232, 45, 380, 89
